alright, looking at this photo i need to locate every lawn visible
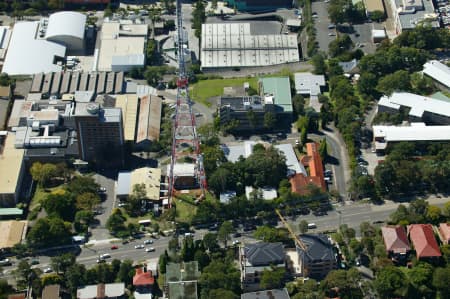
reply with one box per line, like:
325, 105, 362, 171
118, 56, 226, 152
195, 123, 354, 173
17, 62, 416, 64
174, 198, 197, 223
189, 77, 258, 107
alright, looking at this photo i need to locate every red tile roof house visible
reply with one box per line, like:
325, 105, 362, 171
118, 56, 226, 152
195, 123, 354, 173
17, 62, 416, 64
438, 223, 450, 245
407, 224, 442, 259
133, 266, 155, 299
381, 226, 410, 256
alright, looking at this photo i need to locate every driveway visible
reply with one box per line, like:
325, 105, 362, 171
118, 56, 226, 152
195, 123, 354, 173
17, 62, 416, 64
90, 170, 117, 241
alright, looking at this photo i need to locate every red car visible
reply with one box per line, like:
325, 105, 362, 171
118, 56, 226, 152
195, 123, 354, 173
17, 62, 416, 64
111, 245, 119, 250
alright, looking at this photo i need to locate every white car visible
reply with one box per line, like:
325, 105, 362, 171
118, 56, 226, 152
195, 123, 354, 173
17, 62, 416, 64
144, 239, 153, 245
145, 247, 155, 252
43, 267, 53, 273
100, 253, 110, 259
135, 244, 145, 249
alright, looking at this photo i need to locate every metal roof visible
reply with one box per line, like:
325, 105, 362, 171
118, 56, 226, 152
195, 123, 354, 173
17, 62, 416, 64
115, 94, 138, 142
0, 134, 24, 196
116, 171, 131, 196
294, 72, 326, 96
259, 77, 293, 112
373, 124, 450, 143
244, 242, 284, 266
378, 92, 450, 119
423, 60, 450, 88
45, 11, 86, 41
201, 23, 299, 69
3, 22, 66, 75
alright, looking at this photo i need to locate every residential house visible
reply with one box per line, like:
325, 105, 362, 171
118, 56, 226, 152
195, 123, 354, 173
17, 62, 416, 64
381, 226, 410, 262
239, 242, 285, 291
438, 223, 450, 245
408, 224, 441, 259
133, 266, 155, 299
241, 288, 291, 299
290, 142, 326, 195
77, 283, 125, 299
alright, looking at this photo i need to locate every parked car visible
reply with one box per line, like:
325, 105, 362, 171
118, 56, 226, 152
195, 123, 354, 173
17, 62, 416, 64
145, 247, 155, 252
135, 244, 145, 249
43, 267, 53, 273
0, 259, 11, 266
144, 239, 153, 245
30, 259, 40, 265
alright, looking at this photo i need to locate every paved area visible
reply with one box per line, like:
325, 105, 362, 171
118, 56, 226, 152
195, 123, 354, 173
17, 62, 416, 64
312, 0, 333, 53
350, 23, 378, 54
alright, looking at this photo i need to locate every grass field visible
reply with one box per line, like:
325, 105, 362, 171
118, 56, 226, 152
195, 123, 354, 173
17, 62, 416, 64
189, 77, 258, 107
175, 198, 197, 223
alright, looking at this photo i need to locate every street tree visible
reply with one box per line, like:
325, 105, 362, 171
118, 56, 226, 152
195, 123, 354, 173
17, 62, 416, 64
51, 253, 76, 275
218, 221, 234, 247
298, 220, 309, 234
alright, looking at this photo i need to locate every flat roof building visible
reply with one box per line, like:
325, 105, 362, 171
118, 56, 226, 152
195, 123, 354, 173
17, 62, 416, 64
77, 283, 125, 299
3, 21, 66, 75
373, 123, 450, 151
387, 0, 439, 34
241, 289, 291, 299
74, 104, 124, 166
423, 60, 450, 92
0, 133, 25, 206
117, 167, 161, 201
294, 72, 326, 112
201, 23, 299, 70
363, 0, 385, 16
0, 220, 27, 249
97, 22, 147, 72
224, 0, 292, 12
378, 92, 450, 124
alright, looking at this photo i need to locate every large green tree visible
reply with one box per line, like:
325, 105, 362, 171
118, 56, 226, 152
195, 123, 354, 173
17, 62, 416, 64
374, 266, 408, 299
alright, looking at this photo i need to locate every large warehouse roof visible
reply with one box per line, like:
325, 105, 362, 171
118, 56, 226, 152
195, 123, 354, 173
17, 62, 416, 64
0, 133, 24, 197
45, 11, 86, 41
98, 37, 145, 71
3, 22, 66, 75
201, 23, 299, 69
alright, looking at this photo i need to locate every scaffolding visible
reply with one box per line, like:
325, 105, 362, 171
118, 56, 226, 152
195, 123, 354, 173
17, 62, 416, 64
167, 0, 207, 207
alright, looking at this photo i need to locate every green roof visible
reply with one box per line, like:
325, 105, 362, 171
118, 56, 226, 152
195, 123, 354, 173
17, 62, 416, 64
0, 208, 23, 216
259, 77, 293, 113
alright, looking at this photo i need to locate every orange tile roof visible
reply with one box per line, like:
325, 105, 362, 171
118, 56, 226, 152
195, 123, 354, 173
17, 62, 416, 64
408, 224, 441, 258
290, 143, 326, 195
133, 268, 155, 286
381, 225, 410, 253
439, 223, 450, 244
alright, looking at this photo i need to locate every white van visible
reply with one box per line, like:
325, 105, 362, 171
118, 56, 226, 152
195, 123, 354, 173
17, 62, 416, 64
308, 223, 317, 229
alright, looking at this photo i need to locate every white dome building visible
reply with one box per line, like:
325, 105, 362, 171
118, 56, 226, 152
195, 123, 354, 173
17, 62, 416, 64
45, 11, 86, 51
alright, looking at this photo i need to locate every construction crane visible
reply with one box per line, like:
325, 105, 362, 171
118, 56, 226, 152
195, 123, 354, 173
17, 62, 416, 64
275, 209, 308, 278
167, 0, 207, 207
275, 209, 307, 251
